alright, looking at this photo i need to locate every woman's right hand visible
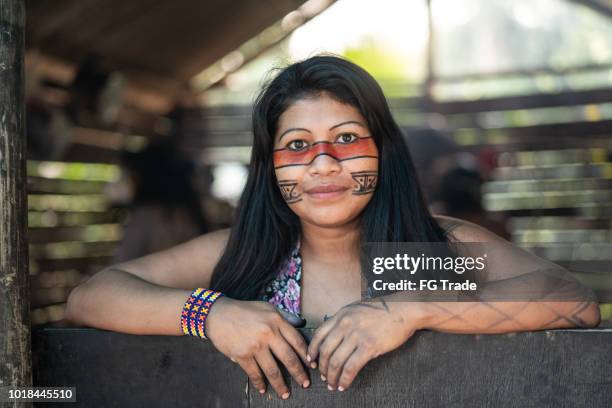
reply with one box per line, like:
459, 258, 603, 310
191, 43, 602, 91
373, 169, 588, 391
205, 297, 311, 399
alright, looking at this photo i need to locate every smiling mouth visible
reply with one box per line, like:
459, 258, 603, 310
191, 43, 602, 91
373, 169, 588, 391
305, 185, 350, 199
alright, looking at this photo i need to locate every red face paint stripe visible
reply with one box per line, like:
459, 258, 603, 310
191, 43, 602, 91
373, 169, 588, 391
273, 137, 378, 169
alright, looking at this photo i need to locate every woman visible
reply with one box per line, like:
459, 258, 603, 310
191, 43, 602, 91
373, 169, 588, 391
66, 55, 600, 399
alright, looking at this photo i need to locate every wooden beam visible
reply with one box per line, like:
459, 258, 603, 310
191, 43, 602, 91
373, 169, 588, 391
192, 0, 336, 91
0, 0, 32, 398
432, 88, 612, 114
433, 62, 612, 83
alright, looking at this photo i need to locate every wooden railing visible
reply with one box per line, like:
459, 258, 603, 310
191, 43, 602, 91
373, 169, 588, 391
32, 327, 612, 407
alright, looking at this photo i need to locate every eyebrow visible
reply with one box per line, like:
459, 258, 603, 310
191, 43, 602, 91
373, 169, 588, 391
278, 120, 367, 141
329, 120, 367, 131
279, 127, 311, 141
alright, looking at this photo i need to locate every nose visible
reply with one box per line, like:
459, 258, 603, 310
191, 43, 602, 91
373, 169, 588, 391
308, 151, 342, 176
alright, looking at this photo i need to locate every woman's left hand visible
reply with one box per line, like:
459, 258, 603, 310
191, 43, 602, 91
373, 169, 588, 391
307, 298, 422, 391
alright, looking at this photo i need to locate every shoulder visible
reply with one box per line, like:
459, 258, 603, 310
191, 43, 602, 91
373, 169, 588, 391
103, 227, 232, 291
432, 214, 507, 243
194, 227, 231, 251
162, 227, 231, 285
165, 227, 231, 261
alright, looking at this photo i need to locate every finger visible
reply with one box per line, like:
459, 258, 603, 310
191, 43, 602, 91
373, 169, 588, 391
278, 322, 309, 366
255, 348, 291, 399
270, 336, 310, 389
337, 345, 375, 391
307, 317, 336, 362
325, 338, 358, 389
317, 328, 346, 380
236, 356, 267, 394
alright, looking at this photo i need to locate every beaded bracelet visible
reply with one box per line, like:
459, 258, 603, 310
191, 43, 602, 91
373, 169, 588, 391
181, 288, 224, 340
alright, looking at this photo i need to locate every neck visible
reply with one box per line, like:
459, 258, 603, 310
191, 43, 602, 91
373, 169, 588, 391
300, 217, 361, 263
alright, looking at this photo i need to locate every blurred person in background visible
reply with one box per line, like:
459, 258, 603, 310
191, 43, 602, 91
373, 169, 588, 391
405, 128, 509, 239
26, 53, 124, 161
404, 128, 460, 212
111, 137, 210, 262
440, 165, 510, 240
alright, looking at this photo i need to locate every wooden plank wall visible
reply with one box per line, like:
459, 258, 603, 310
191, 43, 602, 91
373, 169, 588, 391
32, 327, 612, 407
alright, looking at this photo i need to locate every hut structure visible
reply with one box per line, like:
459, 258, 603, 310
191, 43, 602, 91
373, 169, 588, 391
1, 0, 611, 405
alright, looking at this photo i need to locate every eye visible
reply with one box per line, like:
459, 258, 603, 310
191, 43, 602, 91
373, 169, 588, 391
287, 139, 309, 151
336, 133, 358, 144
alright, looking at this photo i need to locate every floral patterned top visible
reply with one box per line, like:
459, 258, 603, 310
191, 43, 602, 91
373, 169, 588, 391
259, 239, 376, 319
260, 239, 303, 316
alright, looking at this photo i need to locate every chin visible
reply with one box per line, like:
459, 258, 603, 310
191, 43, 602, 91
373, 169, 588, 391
297, 206, 364, 228
306, 218, 356, 229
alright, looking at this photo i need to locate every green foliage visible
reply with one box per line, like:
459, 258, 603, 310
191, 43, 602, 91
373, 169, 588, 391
342, 37, 421, 98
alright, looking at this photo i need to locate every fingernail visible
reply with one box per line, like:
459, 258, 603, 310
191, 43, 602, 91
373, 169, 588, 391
303, 380, 310, 388
320, 374, 326, 381
310, 362, 317, 369
327, 384, 334, 391
282, 392, 290, 399
259, 389, 265, 394
307, 355, 311, 362
338, 386, 345, 391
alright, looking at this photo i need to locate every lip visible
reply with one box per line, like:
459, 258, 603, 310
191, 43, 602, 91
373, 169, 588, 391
305, 184, 349, 199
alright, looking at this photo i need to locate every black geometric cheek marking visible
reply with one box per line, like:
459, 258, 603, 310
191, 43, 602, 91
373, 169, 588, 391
278, 180, 302, 203
351, 171, 378, 195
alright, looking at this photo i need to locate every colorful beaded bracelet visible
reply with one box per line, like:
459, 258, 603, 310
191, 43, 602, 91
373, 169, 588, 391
180, 288, 224, 340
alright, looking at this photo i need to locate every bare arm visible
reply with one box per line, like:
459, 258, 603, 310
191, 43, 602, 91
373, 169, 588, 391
65, 228, 230, 335
415, 216, 601, 332
308, 216, 600, 391
66, 227, 314, 398
413, 299, 599, 334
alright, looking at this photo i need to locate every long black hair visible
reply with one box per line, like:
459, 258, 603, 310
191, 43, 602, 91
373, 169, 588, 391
210, 55, 449, 300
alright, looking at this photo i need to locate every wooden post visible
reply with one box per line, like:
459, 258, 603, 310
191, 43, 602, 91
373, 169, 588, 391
0, 0, 31, 402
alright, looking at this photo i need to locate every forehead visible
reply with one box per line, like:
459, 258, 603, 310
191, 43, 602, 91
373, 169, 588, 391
276, 93, 366, 132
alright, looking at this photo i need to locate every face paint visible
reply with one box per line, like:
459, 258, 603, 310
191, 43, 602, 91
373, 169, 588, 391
351, 171, 378, 195
278, 179, 302, 203
273, 136, 377, 169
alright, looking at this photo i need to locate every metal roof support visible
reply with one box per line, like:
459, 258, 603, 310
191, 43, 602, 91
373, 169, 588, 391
0, 0, 32, 402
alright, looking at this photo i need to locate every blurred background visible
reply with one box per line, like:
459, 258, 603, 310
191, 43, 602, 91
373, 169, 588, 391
23, 0, 612, 326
